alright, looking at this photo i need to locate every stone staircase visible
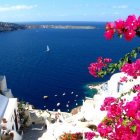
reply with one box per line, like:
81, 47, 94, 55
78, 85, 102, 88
22, 123, 46, 140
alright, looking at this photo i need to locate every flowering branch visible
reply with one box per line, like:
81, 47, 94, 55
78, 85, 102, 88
89, 46, 140, 78
88, 15, 140, 140
104, 15, 140, 41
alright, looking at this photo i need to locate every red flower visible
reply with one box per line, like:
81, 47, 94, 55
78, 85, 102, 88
115, 19, 125, 34
124, 101, 139, 118
104, 29, 114, 40
138, 16, 140, 27
125, 15, 138, 30
106, 22, 115, 30
133, 84, 140, 92
104, 58, 112, 63
124, 29, 136, 41
120, 76, 128, 82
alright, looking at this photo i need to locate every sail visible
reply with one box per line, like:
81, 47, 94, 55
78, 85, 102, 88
47, 45, 50, 51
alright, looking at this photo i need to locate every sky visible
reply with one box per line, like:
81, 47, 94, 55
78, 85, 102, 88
0, 0, 140, 22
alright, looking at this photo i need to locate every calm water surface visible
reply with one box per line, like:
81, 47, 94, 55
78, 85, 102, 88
0, 22, 139, 111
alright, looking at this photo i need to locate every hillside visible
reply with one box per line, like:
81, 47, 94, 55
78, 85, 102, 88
0, 22, 26, 32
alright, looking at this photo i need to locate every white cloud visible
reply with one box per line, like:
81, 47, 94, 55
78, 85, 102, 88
0, 5, 37, 12
112, 5, 128, 9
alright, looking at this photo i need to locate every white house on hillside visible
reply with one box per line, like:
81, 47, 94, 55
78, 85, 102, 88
80, 72, 140, 126
107, 72, 140, 96
0, 76, 22, 140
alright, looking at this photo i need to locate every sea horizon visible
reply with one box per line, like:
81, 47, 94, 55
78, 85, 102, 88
13, 21, 107, 24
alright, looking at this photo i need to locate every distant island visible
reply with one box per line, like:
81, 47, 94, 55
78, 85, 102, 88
0, 21, 96, 32
25, 24, 96, 29
0, 22, 26, 32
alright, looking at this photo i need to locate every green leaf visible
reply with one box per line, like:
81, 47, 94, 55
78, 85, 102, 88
119, 34, 123, 38
134, 53, 137, 58
124, 56, 128, 62
117, 63, 122, 70
98, 70, 106, 77
108, 63, 114, 67
110, 68, 115, 73
131, 125, 137, 132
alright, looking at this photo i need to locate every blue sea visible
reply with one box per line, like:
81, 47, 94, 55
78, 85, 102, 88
0, 22, 139, 112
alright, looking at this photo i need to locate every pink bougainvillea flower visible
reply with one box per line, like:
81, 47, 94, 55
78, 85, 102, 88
124, 101, 139, 118
120, 76, 128, 82
104, 29, 114, 40
104, 58, 112, 63
97, 56, 103, 63
115, 124, 133, 140
100, 97, 117, 111
124, 29, 136, 41
85, 132, 96, 140
88, 63, 98, 77
98, 122, 112, 138
106, 22, 115, 30
133, 84, 140, 92
107, 103, 122, 118
115, 19, 125, 34
88, 57, 112, 77
125, 15, 138, 30
121, 59, 140, 78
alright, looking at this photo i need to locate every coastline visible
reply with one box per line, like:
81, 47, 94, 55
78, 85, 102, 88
83, 82, 104, 97
26, 25, 96, 30
0, 21, 96, 33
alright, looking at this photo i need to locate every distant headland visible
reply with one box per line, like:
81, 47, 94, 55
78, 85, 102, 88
25, 24, 96, 29
0, 21, 96, 32
0, 22, 26, 32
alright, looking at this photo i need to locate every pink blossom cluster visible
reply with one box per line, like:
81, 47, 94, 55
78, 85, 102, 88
98, 93, 140, 140
88, 57, 112, 77
85, 132, 96, 140
104, 15, 140, 41
120, 76, 128, 82
133, 84, 140, 92
121, 59, 140, 78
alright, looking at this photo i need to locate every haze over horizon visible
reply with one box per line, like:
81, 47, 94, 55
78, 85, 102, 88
0, 0, 140, 22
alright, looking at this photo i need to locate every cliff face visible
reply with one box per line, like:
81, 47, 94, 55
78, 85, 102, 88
0, 22, 26, 32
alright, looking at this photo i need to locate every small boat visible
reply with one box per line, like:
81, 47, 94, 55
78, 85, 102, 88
44, 45, 50, 52
62, 92, 66, 96
43, 96, 48, 99
57, 103, 60, 106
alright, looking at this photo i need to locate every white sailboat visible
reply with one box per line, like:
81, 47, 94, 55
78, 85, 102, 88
45, 45, 50, 52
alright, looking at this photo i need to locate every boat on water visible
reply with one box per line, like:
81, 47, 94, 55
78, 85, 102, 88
43, 96, 48, 99
57, 103, 60, 106
44, 45, 50, 52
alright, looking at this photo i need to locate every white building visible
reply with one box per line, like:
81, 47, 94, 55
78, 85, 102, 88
80, 72, 140, 126
107, 72, 140, 96
0, 76, 22, 140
